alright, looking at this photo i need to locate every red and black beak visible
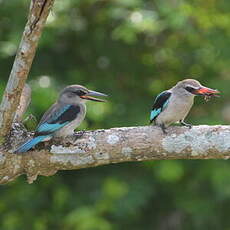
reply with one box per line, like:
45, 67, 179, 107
194, 87, 220, 96
80, 90, 108, 102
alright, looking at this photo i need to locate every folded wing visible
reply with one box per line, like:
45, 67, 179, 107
150, 91, 171, 123
36, 104, 81, 136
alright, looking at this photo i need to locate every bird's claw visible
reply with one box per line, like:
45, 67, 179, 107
180, 120, 192, 129
160, 124, 167, 134
162, 129, 167, 134
73, 130, 85, 141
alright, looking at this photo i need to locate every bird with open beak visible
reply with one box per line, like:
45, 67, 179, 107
14, 85, 108, 153
150, 79, 220, 134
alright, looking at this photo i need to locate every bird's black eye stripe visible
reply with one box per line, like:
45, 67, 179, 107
185, 86, 195, 93
75, 90, 86, 96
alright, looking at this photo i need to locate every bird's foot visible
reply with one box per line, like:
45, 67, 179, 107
160, 124, 167, 134
180, 120, 192, 129
63, 131, 85, 144
72, 130, 85, 142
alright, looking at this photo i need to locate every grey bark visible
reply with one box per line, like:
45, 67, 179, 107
0, 124, 230, 184
0, 0, 54, 139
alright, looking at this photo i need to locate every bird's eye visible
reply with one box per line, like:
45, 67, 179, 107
185, 86, 195, 93
75, 90, 86, 96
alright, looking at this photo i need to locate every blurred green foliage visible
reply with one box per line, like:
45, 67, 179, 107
1, 0, 230, 229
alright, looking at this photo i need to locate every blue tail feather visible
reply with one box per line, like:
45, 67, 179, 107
14, 135, 50, 153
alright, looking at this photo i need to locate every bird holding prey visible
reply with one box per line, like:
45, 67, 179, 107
15, 85, 108, 153
150, 79, 219, 134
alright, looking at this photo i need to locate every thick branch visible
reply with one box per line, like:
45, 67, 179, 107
0, 125, 230, 184
0, 0, 54, 138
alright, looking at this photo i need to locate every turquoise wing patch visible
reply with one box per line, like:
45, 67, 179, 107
150, 108, 161, 121
37, 122, 68, 133
150, 91, 171, 122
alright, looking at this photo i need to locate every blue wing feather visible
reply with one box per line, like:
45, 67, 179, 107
45, 105, 71, 124
150, 108, 161, 121
150, 91, 171, 122
36, 122, 68, 133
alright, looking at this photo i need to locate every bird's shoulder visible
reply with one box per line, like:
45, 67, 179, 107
38, 103, 81, 126
152, 90, 172, 109
50, 104, 81, 124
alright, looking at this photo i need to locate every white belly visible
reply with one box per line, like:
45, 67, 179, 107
155, 95, 194, 127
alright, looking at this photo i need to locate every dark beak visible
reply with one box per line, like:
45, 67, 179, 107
194, 87, 220, 96
80, 90, 108, 102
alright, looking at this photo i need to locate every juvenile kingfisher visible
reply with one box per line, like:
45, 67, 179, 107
15, 85, 108, 153
150, 79, 219, 134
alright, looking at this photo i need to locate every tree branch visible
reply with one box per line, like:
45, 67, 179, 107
0, 125, 230, 184
0, 0, 54, 139
14, 84, 31, 122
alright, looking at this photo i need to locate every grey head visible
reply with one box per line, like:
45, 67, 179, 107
58, 85, 108, 104
172, 79, 219, 97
